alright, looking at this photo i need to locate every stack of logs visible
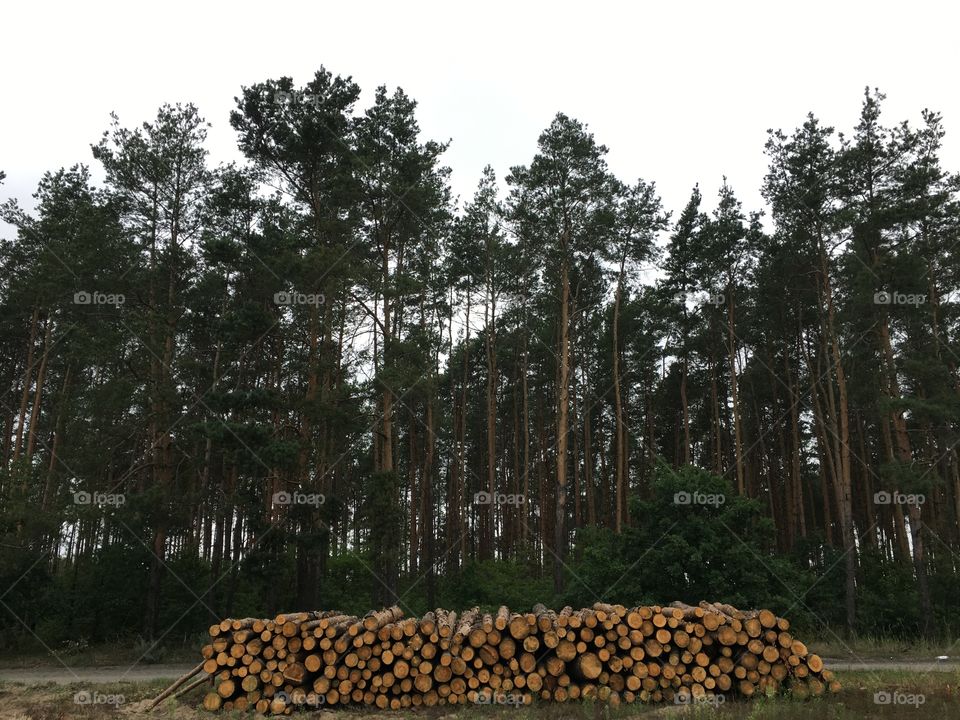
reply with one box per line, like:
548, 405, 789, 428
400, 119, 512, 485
150, 601, 840, 714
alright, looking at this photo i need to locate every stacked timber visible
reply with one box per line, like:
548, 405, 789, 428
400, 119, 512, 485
149, 602, 839, 714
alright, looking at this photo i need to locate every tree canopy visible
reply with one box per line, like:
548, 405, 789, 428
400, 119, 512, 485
1, 80, 959, 648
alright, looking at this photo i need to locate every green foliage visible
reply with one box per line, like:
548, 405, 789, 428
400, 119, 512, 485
437, 559, 554, 612
38, 543, 149, 644
856, 547, 923, 635
566, 466, 813, 621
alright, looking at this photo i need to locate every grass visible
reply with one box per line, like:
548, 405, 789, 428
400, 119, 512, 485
0, 670, 956, 719
806, 635, 960, 661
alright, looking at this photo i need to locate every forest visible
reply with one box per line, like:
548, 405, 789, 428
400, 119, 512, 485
1, 70, 958, 652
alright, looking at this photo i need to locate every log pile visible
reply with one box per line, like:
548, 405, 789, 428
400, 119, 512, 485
151, 602, 839, 713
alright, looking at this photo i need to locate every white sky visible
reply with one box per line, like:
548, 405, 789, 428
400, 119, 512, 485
2, 0, 959, 234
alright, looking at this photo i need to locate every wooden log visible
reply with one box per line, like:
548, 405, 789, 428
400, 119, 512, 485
173, 673, 212, 701
758, 609, 777, 628
508, 612, 530, 640
147, 660, 206, 710
533, 603, 558, 633
573, 652, 602, 680
453, 608, 479, 646
202, 692, 222, 711
217, 679, 236, 698
364, 606, 404, 631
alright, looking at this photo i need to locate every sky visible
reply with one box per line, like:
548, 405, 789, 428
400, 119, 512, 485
2, 0, 959, 235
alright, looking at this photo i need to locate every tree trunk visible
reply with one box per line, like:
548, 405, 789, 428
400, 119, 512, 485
785, 350, 806, 540
457, 286, 471, 561
25, 314, 52, 461
611, 263, 627, 533
554, 256, 571, 594
821, 246, 856, 636
680, 357, 692, 466
726, 291, 745, 494
879, 316, 933, 635
12, 306, 39, 463
521, 298, 531, 547
583, 387, 596, 527
483, 276, 497, 560
423, 394, 436, 606
42, 364, 72, 512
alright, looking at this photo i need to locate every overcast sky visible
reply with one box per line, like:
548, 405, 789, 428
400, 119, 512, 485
3, 0, 959, 235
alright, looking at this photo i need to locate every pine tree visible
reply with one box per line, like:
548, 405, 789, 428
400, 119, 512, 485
606, 179, 666, 530
507, 113, 617, 592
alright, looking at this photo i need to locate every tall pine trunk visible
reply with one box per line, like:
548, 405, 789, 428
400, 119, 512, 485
554, 255, 571, 594
611, 261, 627, 533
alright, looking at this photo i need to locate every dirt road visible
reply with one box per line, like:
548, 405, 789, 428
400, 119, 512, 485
821, 659, 958, 672
0, 663, 195, 684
